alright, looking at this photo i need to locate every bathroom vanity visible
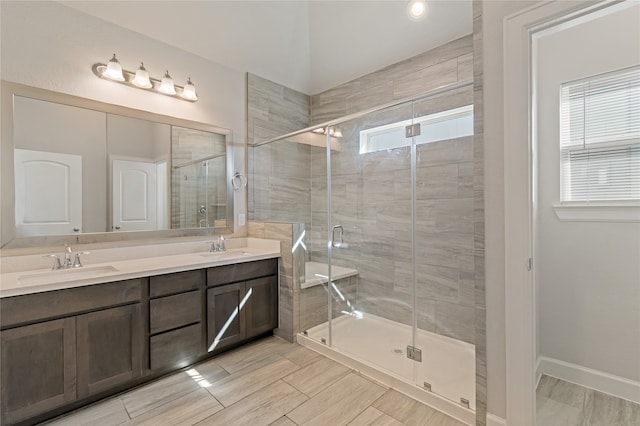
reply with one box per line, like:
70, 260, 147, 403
0, 239, 280, 426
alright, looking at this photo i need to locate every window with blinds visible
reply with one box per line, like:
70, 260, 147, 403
560, 65, 640, 203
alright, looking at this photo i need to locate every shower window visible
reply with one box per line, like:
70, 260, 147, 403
358, 104, 473, 154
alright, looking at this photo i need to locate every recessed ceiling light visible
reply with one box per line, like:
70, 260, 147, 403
407, 0, 427, 21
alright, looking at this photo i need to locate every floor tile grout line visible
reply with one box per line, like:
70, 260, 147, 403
208, 375, 306, 412
215, 353, 291, 378
283, 414, 301, 426
281, 357, 353, 398
369, 389, 411, 425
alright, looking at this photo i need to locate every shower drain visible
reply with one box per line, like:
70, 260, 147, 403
392, 348, 405, 355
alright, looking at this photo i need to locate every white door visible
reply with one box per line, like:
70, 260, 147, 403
14, 149, 82, 237
112, 159, 157, 231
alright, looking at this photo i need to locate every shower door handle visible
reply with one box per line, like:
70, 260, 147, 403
331, 225, 344, 248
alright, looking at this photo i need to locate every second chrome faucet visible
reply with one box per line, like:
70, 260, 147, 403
46, 243, 89, 270
210, 236, 227, 253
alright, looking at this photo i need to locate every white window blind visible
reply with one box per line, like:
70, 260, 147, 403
560, 66, 640, 202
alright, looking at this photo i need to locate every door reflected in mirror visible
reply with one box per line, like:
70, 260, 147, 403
9, 92, 231, 242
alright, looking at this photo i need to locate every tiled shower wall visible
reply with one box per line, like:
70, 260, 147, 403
310, 35, 473, 124
247, 31, 485, 424
247, 74, 312, 226
248, 35, 476, 343
472, 1, 487, 423
308, 86, 475, 344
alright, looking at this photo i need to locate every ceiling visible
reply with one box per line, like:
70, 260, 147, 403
60, 0, 472, 95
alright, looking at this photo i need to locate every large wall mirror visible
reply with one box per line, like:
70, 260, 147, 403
1, 81, 235, 249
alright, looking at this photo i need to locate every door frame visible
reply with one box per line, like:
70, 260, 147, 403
503, 1, 619, 424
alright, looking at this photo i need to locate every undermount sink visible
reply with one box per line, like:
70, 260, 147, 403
17, 265, 119, 286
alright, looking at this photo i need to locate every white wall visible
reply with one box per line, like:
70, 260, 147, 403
0, 1, 247, 234
535, 3, 640, 381
482, 0, 539, 420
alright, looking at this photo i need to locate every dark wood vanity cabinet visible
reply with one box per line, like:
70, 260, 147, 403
245, 275, 278, 338
76, 304, 143, 397
207, 282, 247, 352
207, 259, 278, 354
148, 270, 206, 371
0, 258, 279, 425
0, 318, 76, 425
0, 279, 143, 425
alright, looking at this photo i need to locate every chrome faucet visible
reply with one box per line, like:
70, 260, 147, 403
64, 243, 73, 268
210, 236, 227, 252
45, 244, 89, 270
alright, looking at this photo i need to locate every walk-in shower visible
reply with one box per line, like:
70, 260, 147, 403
171, 126, 227, 229
249, 81, 476, 424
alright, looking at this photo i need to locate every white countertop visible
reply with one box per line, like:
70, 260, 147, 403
0, 238, 281, 298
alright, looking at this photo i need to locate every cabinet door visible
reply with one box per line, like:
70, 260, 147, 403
76, 304, 142, 397
207, 283, 246, 353
245, 276, 278, 339
0, 318, 76, 425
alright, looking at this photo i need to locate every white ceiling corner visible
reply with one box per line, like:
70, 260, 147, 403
59, 0, 472, 95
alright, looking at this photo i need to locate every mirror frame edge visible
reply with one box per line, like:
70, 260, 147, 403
1, 80, 236, 250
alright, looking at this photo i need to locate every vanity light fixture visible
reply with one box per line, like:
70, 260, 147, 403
159, 70, 177, 95
92, 54, 198, 102
102, 54, 125, 81
182, 78, 198, 101
132, 62, 152, 88
407, 0, 427, 21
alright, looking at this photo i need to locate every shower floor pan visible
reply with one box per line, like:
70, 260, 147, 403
298, 312, 475, 426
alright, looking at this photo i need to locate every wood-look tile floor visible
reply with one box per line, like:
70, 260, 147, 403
536, 375, 640, 426
42, 336, 466, 426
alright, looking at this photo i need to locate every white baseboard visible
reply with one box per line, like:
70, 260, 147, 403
537, 356, 640, 404
486, 413, 507, 426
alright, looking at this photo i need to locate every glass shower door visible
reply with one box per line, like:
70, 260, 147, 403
324, 102, 417, 383
412, 90, 476, 409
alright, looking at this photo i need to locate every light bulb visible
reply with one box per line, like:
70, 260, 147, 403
181, 77, 198, 101
132, 62, 152, 88
159, 70, 176, 95
407, 0, 427, 21
103, 53, 125, 81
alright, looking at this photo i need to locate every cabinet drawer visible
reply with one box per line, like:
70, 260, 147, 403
1, 279, 142, 329
150, 323, 202, 371
207, 259, 278, 287
149, 270, 203, 298
149, 290, 201, 335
